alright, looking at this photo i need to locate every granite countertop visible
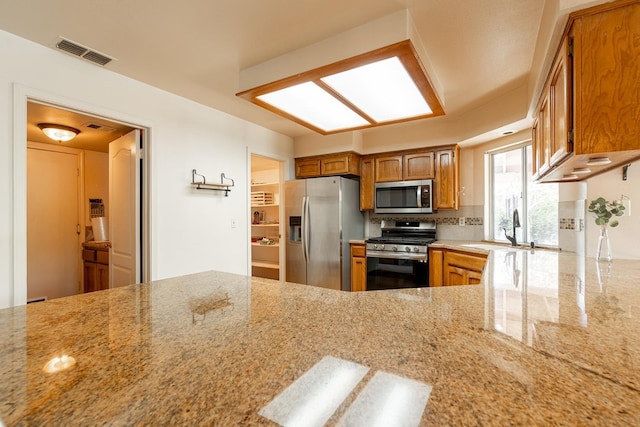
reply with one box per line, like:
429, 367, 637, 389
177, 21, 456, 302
1, 245, 639, 425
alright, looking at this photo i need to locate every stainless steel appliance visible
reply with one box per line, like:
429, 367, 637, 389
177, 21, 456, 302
285, 177, 364, 291
366, 220, 436, 290
374, 179, 433, 214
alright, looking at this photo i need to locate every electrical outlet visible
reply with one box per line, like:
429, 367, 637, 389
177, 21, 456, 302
231, 219, 237, 228
459, 217, 466, 226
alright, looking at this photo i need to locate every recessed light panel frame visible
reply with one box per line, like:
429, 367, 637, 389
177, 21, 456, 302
236, 40, 445, 135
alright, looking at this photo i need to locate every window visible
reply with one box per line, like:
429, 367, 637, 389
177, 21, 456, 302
489, 144, 558, 246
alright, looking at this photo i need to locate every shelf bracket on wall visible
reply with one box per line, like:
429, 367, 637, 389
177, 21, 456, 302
191, 169, 234, 196
622, 164, 630, 181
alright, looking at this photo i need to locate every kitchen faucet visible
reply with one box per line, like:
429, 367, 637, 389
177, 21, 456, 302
503, 208, 521, 246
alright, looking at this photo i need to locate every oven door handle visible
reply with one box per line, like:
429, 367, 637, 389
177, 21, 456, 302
367, 252, 428, 261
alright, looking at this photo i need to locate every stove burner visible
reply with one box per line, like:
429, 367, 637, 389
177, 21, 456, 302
366, 236, 436, 245
366, 220, 437, 248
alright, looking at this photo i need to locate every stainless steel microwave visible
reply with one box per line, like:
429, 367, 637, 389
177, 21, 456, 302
374, 180, 433, 214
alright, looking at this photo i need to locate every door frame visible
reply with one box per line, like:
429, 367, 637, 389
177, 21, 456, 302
11, 83, 152, 306
246, 148, 290, 280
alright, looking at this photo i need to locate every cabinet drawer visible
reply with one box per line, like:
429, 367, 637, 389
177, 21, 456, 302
351, 245, 366, 257
96, 250, 109, 264
82, 249, 96, 262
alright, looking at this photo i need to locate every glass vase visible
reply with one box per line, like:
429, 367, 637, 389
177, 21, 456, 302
595, 224, 612, 262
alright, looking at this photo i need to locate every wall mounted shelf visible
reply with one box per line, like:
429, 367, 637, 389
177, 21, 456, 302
191, 169, 234, 196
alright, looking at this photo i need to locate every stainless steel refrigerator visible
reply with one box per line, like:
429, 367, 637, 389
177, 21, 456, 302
285, 177, 364, 291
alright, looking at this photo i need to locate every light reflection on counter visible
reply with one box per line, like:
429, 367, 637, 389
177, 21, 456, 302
259, 356, 432, 427
337, 371, 432, 427
486, 249, 560, 345
42, 355, 76, 374
259, 356, 369, 427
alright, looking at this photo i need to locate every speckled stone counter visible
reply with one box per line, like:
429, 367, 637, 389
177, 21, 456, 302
1, 246, 639, 425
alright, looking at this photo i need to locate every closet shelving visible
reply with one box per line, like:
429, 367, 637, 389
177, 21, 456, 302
250, 173, 280, 280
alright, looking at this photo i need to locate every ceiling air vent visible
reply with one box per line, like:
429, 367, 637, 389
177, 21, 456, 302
56, 39, 88, 56
83, 122, 117, 132
55, 37, 115, 66
82, 50, 112, 66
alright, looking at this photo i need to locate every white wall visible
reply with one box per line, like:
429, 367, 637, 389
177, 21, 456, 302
586, 160, 640, 260
0, 29, 293, 308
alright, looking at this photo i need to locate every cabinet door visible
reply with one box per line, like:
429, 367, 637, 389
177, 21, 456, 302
466, 269, 484, 285
537, 94, 551, 175
444, 265, 469, 286
434, 148, 459, 210
442, 250, 487, 286
531, 118, 540, 178
321, 153, 351, 176
403, 152, 434, 180
83, 262, 97, 293
550, 35, 573, 167
97, 263, 109, 291
360, 157, 375, 211
375, 156, 403, 182
350, 245, 367, 292
295, 158, 321, 178
578, 2, 640, 153
428, 247, 444, 287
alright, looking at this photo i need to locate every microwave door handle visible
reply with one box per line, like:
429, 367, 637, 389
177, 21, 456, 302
417, 186, 422, 208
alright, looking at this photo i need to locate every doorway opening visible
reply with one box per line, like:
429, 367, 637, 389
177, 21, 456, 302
17, 94, 151, 304
250, 154, 284, 280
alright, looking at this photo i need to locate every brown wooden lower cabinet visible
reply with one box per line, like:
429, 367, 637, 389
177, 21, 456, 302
350, 242, 367, 291
429, 247, 487, 286
83, 246, 109, 293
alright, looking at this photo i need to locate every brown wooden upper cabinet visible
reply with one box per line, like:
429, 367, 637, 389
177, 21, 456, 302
374, 152, 434, 182
295, 151, 360, 179
360, 156, 375, 211
533, 0, 640, 182
374, 155, 403, 182
434, 147, 459, 210
359, 145, 459, 211
404, 152, 435, 180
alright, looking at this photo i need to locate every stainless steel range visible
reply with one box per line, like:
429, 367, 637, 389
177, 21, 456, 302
365, 220, 436, 290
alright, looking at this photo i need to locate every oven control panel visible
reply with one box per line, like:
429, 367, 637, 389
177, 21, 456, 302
366, 243, 427, 254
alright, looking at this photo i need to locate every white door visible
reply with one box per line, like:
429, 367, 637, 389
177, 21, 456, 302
109, 129, 140, 287
27, 147, 80, 300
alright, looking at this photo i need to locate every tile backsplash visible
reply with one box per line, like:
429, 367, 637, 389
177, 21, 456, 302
367, 205, 484, 241
366, 203, 585, 252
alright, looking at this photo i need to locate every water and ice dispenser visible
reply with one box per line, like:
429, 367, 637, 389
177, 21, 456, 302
289, 216, 301, 242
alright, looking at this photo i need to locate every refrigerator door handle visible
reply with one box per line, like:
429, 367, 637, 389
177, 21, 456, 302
302, 196, 309, 263
305, 196, 311, 263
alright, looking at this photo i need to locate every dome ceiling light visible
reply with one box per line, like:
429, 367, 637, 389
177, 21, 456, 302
37, 123, 80, 142
236, 40, 445, 135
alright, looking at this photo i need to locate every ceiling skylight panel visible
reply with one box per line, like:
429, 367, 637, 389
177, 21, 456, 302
321, 57, 432, 122
257, 81, 370, 132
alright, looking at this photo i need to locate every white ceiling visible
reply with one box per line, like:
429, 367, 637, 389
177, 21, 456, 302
1, 0, 550, 140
